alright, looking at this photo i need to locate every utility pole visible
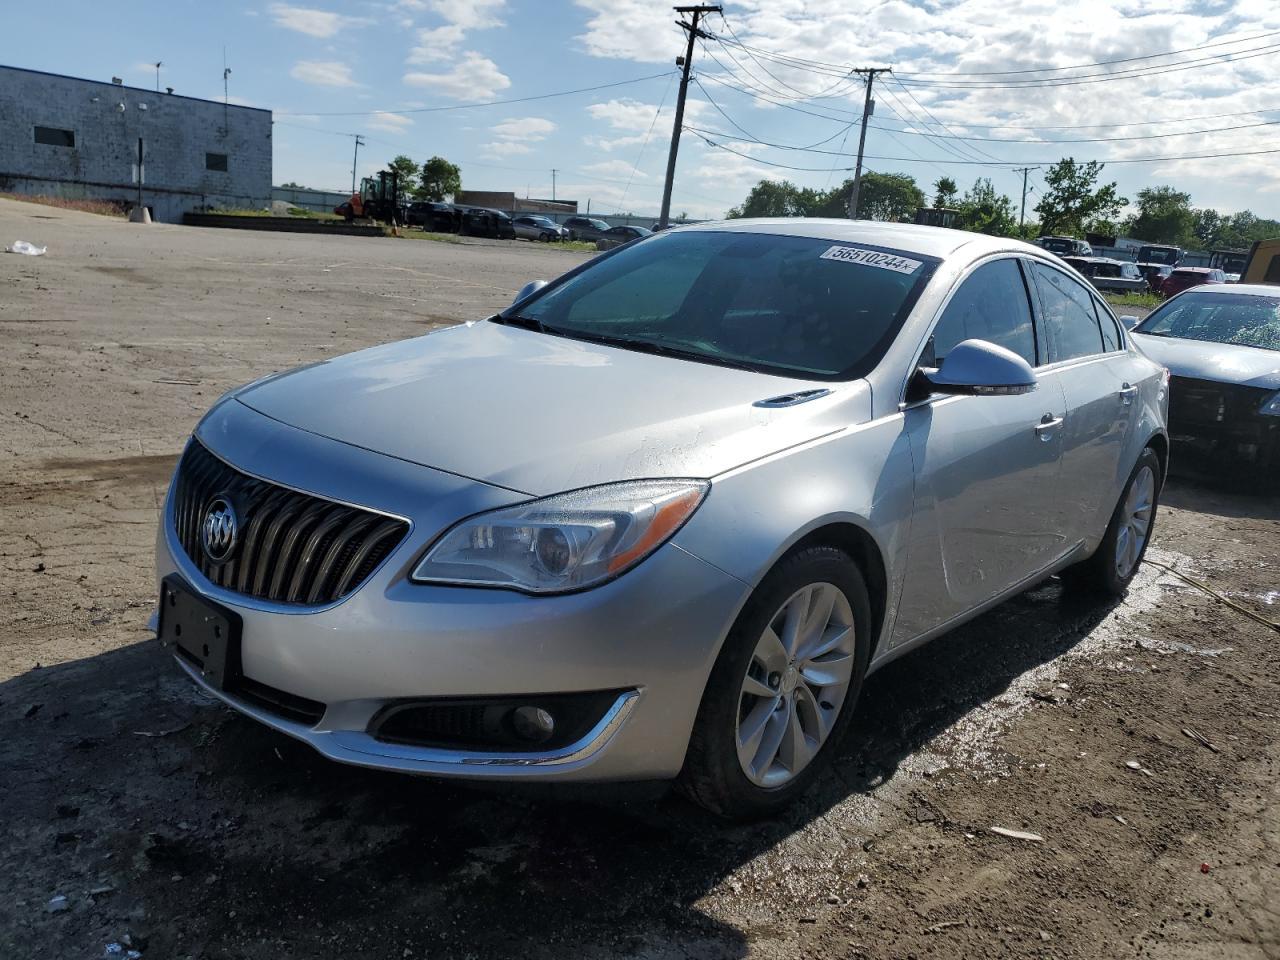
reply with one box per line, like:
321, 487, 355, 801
551, 168, 558, 202
154, 62, 162, 93
659, 4, 721, 230
1013, 166, 1040, 226
847, 67, 891, 220
351, 134, 365, 193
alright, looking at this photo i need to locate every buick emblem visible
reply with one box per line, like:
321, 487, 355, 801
201, 495, 239, 563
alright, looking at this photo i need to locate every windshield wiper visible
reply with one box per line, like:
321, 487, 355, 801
559, 330, 761, 372
490, 313, 553, 334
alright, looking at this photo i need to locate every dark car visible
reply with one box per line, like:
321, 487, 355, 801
1134, 244, 1183, 287
407, 201, 461, 232
562, 216, 612, 242
1061, 256, 1149, 294
593, 225, 652, 252
1037, 235, 1092, 256
1158, 267, 1226, 298
459, 208, 515, 240
1128, 285, 1280, 477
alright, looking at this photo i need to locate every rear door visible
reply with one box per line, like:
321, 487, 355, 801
1026, 260, 1135, 547
892, 257, 1068, 643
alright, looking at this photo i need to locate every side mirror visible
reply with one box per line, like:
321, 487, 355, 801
512, 279, 547, 305
914, 339, 1037, 398
1119, 315, 1141, 330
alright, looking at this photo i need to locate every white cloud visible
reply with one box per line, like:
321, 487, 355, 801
367, 111, 413, 134
581, 159, 646, 179
407, 25, 467, 63
269, 4, 370, 38
480, 141, 534, 158
491, 117, 557, 141
403, 52, 510, 101
290, 60, 357, 87
574, 0, 678, 62
403, 0, 505, 61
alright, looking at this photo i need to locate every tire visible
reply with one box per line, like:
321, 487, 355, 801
679, 546, 872, 820
1062, 446, 1162, 597
539, 232, 551, 242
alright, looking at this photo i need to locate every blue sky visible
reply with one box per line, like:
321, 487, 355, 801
4, 1, 1279, 221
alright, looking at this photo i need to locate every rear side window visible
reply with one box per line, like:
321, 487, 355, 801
1030, 262, 1106, 362
1266, 256, 1280, 284
927, 258, 1036, 367
1095, 299, 1121, 352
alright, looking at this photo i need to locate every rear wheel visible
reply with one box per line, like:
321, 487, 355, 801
680, 546, 871, 819
1063, 446, 1161, 596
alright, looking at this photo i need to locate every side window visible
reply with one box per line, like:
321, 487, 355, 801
1094, 299, 1121, 352
926, 258, 1036, 368
1265, 255, 1280, 284
1030, 262, 1106, 362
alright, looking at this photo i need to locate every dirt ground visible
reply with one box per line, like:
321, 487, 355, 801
1, 198, 1276, 960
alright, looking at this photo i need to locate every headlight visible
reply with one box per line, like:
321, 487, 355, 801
411, 480, 709, 593
1260, 391, 1280, 417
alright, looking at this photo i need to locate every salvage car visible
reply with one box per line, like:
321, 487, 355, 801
513, 215, 567, 242
1037, 235, 1092, 256
562, 216, 612, 242
459, 207, 515, 240
154, 221, 1169, 818
594, 224, 652, 251
1061, 256, 1149, 294
1157, 267, 1227, 298
1127, 284, 1279, 474
1135, 244, 1183, 288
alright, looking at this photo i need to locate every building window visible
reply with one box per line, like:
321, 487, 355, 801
206, 153, 229, 172
34, 126, 75, 148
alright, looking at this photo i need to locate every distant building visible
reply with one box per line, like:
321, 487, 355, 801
0, 65, 272, 222
455, 190, 577, 214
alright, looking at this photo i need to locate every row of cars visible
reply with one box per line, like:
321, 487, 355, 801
1038, 236, 1243, 298
402, 203, 653, 246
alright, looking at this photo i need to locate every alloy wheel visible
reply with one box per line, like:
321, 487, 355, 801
1115, 464, 1156, 579
736, 582, 856, 788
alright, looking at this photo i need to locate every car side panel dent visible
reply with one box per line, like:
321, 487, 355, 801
672, 411, 915, 666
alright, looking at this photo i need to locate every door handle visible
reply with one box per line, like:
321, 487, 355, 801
1034, 413, 1063, 441
1119, 383, 1138, 405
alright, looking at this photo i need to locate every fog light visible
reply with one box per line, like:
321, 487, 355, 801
511, 705, 555, 743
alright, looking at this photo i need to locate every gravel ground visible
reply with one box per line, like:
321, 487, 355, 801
1, 198, 1276, 959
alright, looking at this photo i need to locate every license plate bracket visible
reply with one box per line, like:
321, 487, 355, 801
158, 575, 242, 690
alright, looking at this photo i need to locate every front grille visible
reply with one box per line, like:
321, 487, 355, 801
172, 439, 409, 606
1169, 376, 1270, 430
234, 676, 327, 726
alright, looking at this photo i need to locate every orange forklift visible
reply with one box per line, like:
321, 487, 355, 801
335, 170, 402, 225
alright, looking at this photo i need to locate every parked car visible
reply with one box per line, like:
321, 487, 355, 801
459, 208, 515, 240
1157, 267, 1226, 298
407, 201, 461, 233
1135, 244, 1183, 288
512, 215, 568, 242
1208, 249, 1248, 281
594, 224, 652, 251
1061, 256, 1149, 294
562, 216, 612, 242
1127, 284, 1280, 474
154, 222, 1168, 818
1037, 235, 1093, 256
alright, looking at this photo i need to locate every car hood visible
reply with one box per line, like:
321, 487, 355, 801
236, 321, 867, 495
1131, 333, 1280, 390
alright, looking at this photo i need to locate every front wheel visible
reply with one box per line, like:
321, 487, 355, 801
1063, 446, 1161, 596
680, 546, 871, 819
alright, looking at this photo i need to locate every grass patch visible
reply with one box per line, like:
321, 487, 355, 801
0, 193, 126, 218
544, 239, 598, 253
208, 206, 342, 220
1104, 291, 1162, 310
397, 229, 462, 243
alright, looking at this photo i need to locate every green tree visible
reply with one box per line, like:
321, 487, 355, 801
955, 178, 1018, 236
827, 172, 923, 221
726, 180, 824, 218
418, 156, 461, 201
933, 176, 958, 209
1033, 159, 1126, 236
387, 155, 420, 191
1124, 186, 1195, 246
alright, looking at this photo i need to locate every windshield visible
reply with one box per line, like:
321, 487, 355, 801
502, 230, 939, 380
1136, 292, 1280, 351
1042, 238, 1073, 253
1138, 247, 1179, 265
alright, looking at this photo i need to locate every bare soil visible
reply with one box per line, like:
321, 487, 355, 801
1, 197, 1276, 959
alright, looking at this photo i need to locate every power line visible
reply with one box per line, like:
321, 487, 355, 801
886, 75, 1007, 162
616, 71, 676, 214
928, 107, 1278, 131
277, 71, 675, 118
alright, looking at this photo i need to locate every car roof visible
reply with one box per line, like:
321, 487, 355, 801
1175, 282, 1276, 296
677, 218, 1037, 260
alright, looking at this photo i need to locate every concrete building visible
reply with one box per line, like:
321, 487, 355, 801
0, 65, 271, 222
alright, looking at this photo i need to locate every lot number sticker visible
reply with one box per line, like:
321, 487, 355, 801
819, 245, 922, 274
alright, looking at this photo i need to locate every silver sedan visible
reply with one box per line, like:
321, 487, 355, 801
154, 220, 1169, 818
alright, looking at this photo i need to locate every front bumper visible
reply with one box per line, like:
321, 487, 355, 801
155, 401, 750, 781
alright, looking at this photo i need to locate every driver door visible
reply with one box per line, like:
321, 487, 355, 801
891, 257, 1069, 647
